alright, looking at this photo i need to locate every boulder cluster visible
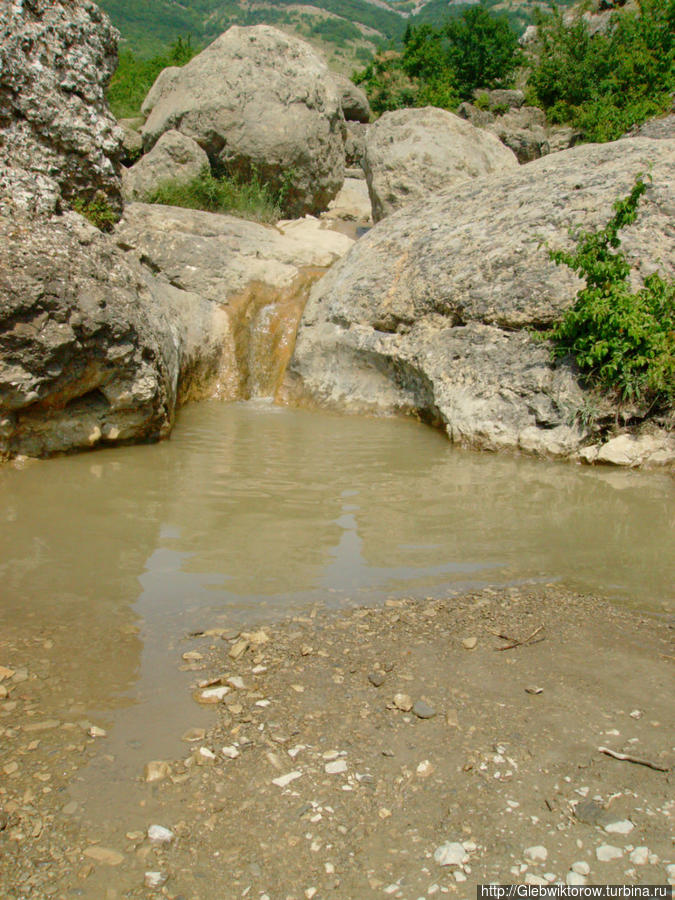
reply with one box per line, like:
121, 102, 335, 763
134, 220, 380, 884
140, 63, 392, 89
0, 0, 673, 466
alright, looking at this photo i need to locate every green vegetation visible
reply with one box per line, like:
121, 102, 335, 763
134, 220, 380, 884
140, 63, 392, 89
527, 0, 675, 141
144, 167, 287, 224
544, 176, 674, 409
354, 7, 522, 114
107, 36, 198, 119
72, 194, 120, 232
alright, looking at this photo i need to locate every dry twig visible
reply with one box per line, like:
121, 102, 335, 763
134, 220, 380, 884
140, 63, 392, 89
598, 746, 670, 773
494, 624, 544, 651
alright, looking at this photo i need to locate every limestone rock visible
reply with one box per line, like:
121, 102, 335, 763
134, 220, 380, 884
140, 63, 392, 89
140, 66, 182, 119
488, 106, 550, 163
362, 107, 518, 222
141, 26, 346, 217
0, 0, 123, 217
344, 122, 368, 168
322, 178, 372, 225
122, 130, 209, 202
289, 138, 674, 461
333, 74, 370, 123
0, 212, 230, 459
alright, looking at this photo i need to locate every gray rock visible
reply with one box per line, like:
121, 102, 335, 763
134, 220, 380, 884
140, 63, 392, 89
0, 212, 229, 459
140, 26, 346, 217
289, 138, 674, 462
333, 74, 370, 123
119, 120, 144, 166
0, 0, 123, 217
488, 107, 550, 163
412, 700, 436, 719
456, 102, 495, 129
122, 130, 209, 202
473, 89, 525, 110
140, 66, 182, 119
368, 672, 386, 687
363, 107, 517, 222
344, 122, 368, 168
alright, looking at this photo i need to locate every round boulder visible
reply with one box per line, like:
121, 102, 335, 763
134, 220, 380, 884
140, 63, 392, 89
140, 26, 346, 217
122, 130, 209, 202
363, 106, 518, 222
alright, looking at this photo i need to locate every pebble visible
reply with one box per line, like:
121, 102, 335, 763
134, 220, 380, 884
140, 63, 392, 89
229, 639, 249, 660
221, 745, 240, 759
462, 637, 477, 650
83, 846, 125, 866
416, 760, 434, 778
629, 847, 649, 866
144, 871, 168, 889
566, 871, 588, 885
325, 759, 348, 775
596, 844, 623, 861
666, 863, 675, 881
147, 824, 174, 844
182, 651, 203, 662
572, 861, 590, 876
412, 700, 436, 719
629, 709, 642, 719
88, 725, 107, 738
272, 770, 302, 788
181, 727, 206, 743
197, 686, 229, 703
393, 693, 413, 712
198, 747, 216, 760
368, 672, 385, 687
524, 846, 548, 863
433, 842, 468, 867
604, 819, 634, 835
227, 676, 245, 690
525, 874, 548, 885
144, 760, 171, 783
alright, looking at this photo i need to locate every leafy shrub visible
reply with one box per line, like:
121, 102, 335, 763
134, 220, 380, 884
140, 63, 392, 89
527, 0, 675, 141
543, 176, 675, 409
144, 167, 286, 224
72, 194, 120, 232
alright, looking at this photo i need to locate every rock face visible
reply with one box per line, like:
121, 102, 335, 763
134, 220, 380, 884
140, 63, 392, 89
362, 107, 518, 223
289, 138, 674, 461
0, 0, 123, 217
333, 74, 371, 123
0, 213, 229, 458
122, 130, 209, 202
140, 26, 346, 217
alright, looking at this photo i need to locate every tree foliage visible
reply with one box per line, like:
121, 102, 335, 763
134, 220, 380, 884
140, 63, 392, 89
544, 176, 675, 409
527, 0, 675, 141
354, 6, 521, 114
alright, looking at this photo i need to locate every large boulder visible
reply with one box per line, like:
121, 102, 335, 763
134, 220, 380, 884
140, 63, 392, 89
362, 107, 518, 222
140, 26, 346, 217
122, 130, 209, 202
0, 212, 229, 458
0, 0, 123, 217
289, 138, 674, 463
333, 74, 371, 123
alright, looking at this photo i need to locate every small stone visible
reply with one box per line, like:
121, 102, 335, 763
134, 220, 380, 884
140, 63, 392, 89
0, 666, 15, 681
393, 693, 413, 712
454, 871, 467, 883
182, 651, 203, 661
525, 685, 543, 695
88, 725, 107, 738
416, 760, 434, 778
197, 686, 229, 703
229, 639, 249, 660
604, 819, 634, 835
629, 709, 642, 719
412, 700, 436, 719
666, 863, 675, 881
144, 761, 171, 783
83, 846, 125, 866
0, 685, 7, 699
378, 807, 392, 819
596, 844, 623, 862
525, 875, 547, 886
301, 644, 313, 656
144, 871, 168, 889
181, 727, 206, 742
3, 761, 18, 776
198, 747, 216, 760
305, 889, 317, 899
572, 861, 591, 876
325, 759, 348, 775
272, 770, 302, 788
433, 842, 468, 867
147, 824, 174, 844
566, 872, 588, 885
221, 745, 240, 759
227, 676, 245, 690
525, 846, 548, 863
629, 847, 649, 866
368, 672, 385, 687
575, 799, 606, 825
462, 637, 477, 650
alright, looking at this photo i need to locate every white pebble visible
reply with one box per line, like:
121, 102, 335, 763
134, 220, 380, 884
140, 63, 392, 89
144, 871, 167, 888
221, 745, 240, 759
433, 842, 468, 867
525, 846, 548, 863
147, 824, 174, 844
525, 874, 547, 885
629, 847, 649, 866
572, 861, 590, 876
596, 844, 623, 862
325, 759, 348, 775
272, 770, 302, 788
453, 871, 467, 883
566, 872, 588, 885
604, 819, 634, 835
198, 746, 216, 760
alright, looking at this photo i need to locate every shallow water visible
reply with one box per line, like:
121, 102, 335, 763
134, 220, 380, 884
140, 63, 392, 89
0, 401, 673, 820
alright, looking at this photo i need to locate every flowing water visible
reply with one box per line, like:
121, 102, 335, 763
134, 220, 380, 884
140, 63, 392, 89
0, 400, 673, 825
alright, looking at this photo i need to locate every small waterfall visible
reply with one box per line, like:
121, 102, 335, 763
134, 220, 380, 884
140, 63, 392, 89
215, 267, 325, 402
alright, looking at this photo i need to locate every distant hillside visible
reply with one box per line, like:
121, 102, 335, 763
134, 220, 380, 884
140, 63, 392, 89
96, 0, 575, 70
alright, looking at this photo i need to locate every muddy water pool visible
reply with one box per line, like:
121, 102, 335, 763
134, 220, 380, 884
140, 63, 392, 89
0, 401, 673, 827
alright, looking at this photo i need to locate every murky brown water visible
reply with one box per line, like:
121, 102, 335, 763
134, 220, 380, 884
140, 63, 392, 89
1, 401, 673, 828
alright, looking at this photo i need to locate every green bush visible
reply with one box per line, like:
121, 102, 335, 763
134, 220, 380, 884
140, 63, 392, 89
544, 176, 675, 409
72, 194, 120, 232
527, 0, 675, 141
144, 168, 285, 224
